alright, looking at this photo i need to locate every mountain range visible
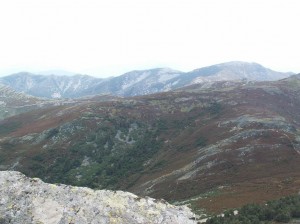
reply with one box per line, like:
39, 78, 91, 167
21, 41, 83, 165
0, 61, 293, 99
1, 72, 300, 217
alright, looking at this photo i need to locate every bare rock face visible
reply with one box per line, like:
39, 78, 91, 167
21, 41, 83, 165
0, 171, 196, 224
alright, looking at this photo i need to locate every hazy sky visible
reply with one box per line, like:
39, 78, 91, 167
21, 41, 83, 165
0, 0, 299, 77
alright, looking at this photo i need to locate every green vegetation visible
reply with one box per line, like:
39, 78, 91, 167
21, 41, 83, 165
196, 136, 207, 147
206, 195, 300, 224
27, 116, 162, 190
207, 102, 222, 116
45, 128, 59, 139
0, 121, 21, 135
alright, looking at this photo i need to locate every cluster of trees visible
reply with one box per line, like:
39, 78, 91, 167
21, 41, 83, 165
32, 117, 162, 190
206, 195, 300, 224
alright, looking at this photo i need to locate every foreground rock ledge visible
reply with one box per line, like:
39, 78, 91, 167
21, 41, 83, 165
0, 171, 196, 224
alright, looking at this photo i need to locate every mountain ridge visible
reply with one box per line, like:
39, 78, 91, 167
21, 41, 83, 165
1, 75, 300, 214
0, 61, 293, 99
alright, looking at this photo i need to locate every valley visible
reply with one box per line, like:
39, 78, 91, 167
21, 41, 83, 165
1, 72, 300, 217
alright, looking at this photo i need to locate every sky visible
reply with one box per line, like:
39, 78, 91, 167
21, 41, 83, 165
0, 0, 299, 77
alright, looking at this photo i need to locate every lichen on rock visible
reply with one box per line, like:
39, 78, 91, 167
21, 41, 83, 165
0, 171, 196, 224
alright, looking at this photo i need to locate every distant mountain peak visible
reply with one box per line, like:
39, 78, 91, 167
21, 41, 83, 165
218, 61, 259, 65
38, 69, 77, 77
0, 62, 294, 98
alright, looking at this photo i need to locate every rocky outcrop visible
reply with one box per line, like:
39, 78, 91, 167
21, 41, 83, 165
0, 171, 196, 224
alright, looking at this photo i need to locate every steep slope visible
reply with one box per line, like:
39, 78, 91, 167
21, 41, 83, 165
0, 62, 292, 98
0, 83, 38, 105
0, 83, 91, 122
0, 171, 196, 224
90, 68, 183, 96
0, 76, 300, 214
0, 72, 102, 98
0, 84, 56, 120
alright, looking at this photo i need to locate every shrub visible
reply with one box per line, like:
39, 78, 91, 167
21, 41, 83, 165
274, 210, 291, 223
205, 195, 300, 224
291, 206, 300, 218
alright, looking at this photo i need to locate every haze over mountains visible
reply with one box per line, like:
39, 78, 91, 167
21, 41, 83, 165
1, 61, 300, 222
0, 61, 293, 99
1, 71, 300, 217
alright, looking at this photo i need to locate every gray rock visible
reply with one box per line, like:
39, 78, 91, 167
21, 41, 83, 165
0, 171, 196, 224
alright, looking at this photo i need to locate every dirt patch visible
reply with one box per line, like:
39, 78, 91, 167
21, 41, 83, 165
195, 175, 300, 214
